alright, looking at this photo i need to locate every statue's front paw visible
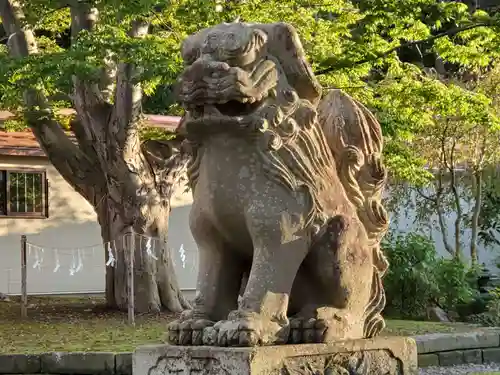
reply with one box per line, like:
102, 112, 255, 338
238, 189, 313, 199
289, 317, 329, 344
202, 311, 289, 347
166, 311, 214, 345
289, 307, 363, 344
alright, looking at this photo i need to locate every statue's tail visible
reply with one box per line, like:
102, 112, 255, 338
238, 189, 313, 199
317, 90, 389, 338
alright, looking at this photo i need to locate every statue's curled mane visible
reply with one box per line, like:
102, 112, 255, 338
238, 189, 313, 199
256, 97, 343, 229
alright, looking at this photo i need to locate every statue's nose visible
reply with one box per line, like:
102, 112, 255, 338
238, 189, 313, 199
184, 57, 231, 80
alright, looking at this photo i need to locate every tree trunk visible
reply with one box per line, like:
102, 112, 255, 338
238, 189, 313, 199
448, 147, 462, 259
432, 172, 455, 255
470, 169, 483, 266
451, 182, 463, 259
95, 198, 116, 309
435, 201, 455, 255
97, 197, 190, 313
0, 0, 190, 313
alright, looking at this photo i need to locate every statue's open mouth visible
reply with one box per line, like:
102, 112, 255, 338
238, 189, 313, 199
214, 99, 263, 116
179, 59, 277, 122
190, 94, 269, 119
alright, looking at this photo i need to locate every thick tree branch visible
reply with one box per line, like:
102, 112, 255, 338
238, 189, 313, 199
69, 1, 116, 105
99, 53, 117, 103
111, 20, 149, 149
113, 21, 149, 145
315, 22, 493, 75
70, 3, 104, 108
142, 137, 189, 197
70, 3, 111, 159
415, 187, 437, 203
103, 20, 165, 233
0, 0, 101, 200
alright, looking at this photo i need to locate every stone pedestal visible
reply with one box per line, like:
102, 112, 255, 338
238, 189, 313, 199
133, 336, 418, 375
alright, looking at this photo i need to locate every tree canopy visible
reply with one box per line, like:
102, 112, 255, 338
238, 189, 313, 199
1, 0, 499, 184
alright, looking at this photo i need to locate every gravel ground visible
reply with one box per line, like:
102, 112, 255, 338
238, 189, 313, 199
419, 363, 500, 374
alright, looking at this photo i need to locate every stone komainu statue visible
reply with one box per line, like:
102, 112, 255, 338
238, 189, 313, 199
168, 22, 389, 347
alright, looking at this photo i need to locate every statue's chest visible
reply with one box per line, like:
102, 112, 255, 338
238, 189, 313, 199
199, 136, 264, 188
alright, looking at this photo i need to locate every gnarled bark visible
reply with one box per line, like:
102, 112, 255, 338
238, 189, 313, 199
98, 196, 189, 312
0, 0, 191, 312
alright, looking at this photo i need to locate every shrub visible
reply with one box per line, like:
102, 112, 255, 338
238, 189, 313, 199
467, 287, 500, 326
435, 257, 478, 312
382, 231, 477, 319
382, 232, 439, 318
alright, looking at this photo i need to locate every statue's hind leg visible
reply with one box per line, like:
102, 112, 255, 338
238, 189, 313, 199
167, 210, 246, 346
289, 215, 375, 343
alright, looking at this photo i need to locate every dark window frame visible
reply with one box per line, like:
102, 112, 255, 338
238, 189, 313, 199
0, 167, 49, 219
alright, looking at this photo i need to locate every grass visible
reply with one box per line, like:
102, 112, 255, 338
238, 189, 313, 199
0, 296, 488, 354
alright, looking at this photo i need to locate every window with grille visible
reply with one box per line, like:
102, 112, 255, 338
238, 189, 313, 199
0, 170, 48, 218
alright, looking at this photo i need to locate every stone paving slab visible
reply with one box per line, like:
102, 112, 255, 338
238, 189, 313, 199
40, 353, 115, 375
2, 332, 500, 374
483, 348, 500, 364
418, 354, 440, 368
438, 351, 464, 367
414, 332, 500, 354
115, 353, 132, 375
0, 355, 41, 374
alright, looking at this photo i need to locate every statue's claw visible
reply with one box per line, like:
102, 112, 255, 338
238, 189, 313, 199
166, 310, 214, 345
289, 317, 328, 343
202, 312, 289, 347
289, 307, 360, 344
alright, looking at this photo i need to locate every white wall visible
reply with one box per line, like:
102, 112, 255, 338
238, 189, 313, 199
0, 155, 199, 295
2, 155, 499, 296
386, 186, 500, 273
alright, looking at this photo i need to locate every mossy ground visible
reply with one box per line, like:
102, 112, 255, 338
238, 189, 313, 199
0, 295, 487, 353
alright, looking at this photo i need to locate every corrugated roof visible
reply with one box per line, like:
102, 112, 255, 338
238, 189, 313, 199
0, 131, 47, 157
0, 111, 181, 157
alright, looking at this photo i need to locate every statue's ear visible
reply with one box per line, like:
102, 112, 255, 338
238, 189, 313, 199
181, 27, 211, 64
252, 22, 322, 106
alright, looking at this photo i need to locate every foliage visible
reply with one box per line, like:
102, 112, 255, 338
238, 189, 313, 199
382, 231, 477, 319
1, 110, 74, 132
2, 116, 26, 132
435, 256, 478, 312
467, 287, 500, 327
486, 288, 500, 318
139, 125, 177, 141
479, 179, 500, 247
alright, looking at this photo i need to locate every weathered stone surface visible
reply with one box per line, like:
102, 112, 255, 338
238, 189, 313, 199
41, 352, 115, 374
483, 347, 500, 363
438, 351, 464, 366
134, 336, 418, 375
115, 353, 132, 375
417, 354, 439, 368
168, 21, 390, 347
414, 332, 500, 354
463, 349, 483, 364
0, 355, 40, 374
